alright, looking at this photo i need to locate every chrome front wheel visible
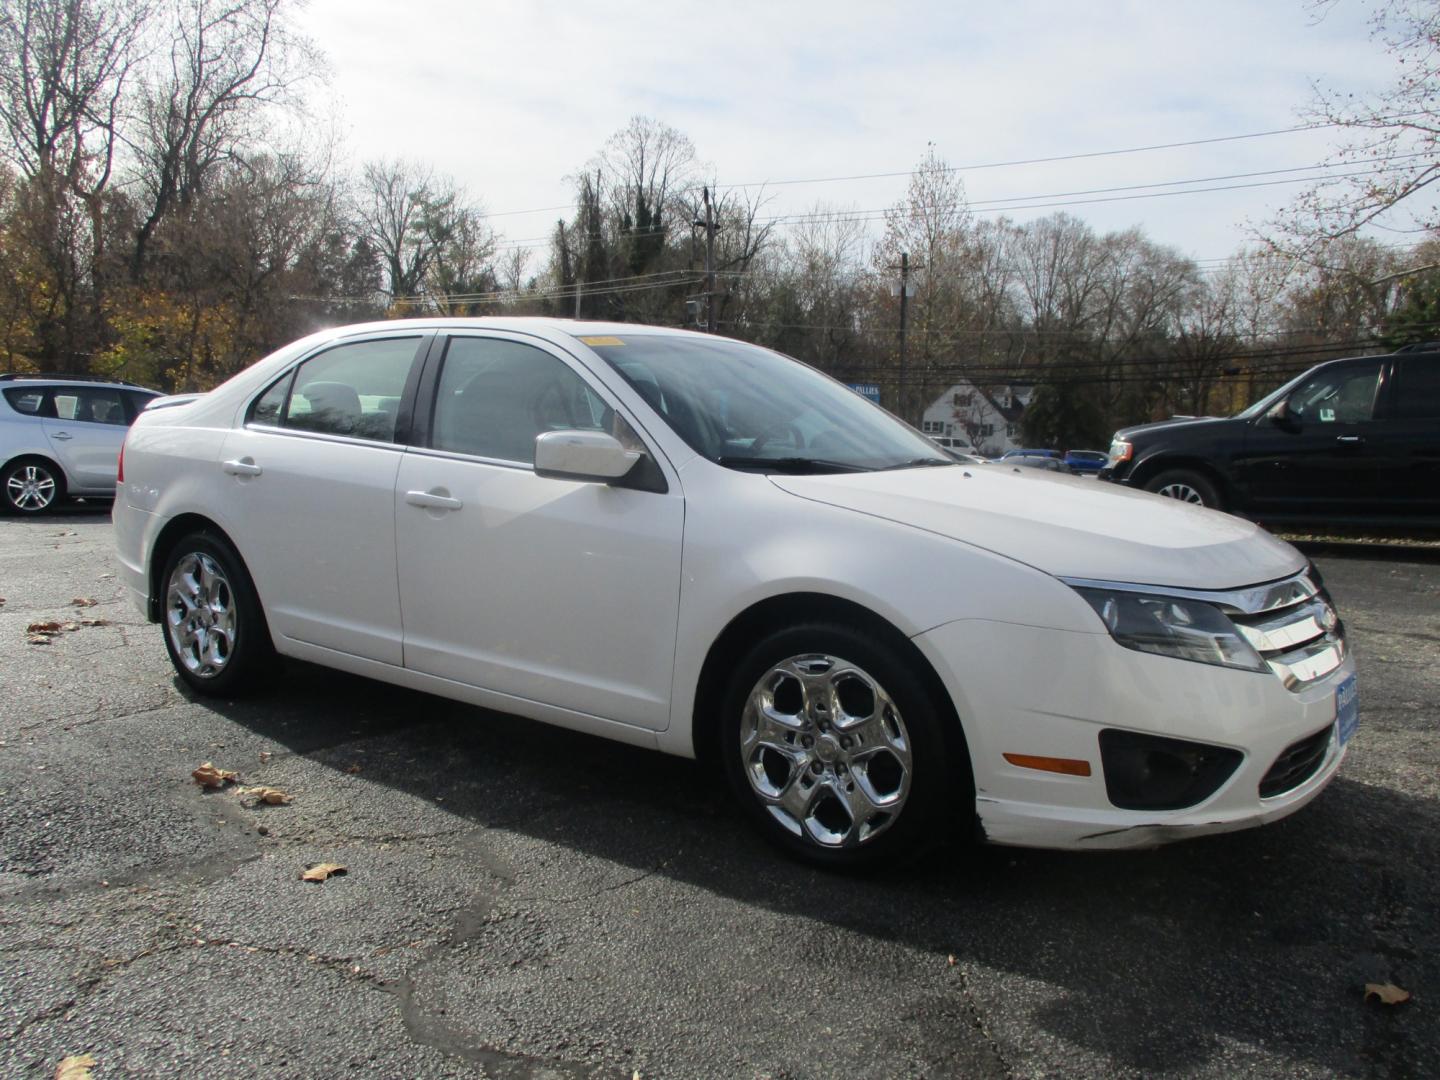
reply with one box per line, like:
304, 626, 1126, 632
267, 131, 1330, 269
723, 621, 966, 866
741, 653, 914, 848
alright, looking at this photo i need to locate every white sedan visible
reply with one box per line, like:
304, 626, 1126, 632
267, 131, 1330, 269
113, 320, 1358, 866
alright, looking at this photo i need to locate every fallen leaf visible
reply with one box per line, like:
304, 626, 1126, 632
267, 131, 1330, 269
947, 954, 957, 967
77, 618, 110, 627
1365, 982, 1412, 1006
301, 863, 347, 883
61, 622, 79, 632
27, 634, 52, 645
238, 786, 292, 806
192, 762, 239, 788
55, 1054, 96, 1080
69, 597, 98, 608
345, 763, 362, 775
258, 751, 272, 764
27, 621, 63, 633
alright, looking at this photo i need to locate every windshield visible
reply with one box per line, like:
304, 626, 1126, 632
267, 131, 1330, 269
585, 334, 951, 473
1233, 365, 1324, 420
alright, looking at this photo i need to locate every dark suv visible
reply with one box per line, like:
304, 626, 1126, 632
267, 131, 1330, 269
1100, 345, 1440, 526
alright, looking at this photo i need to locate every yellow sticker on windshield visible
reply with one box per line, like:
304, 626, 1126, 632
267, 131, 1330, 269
578, 336, 624, 346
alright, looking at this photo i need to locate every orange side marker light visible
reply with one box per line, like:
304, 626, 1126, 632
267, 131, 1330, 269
1003, 753, 1092, 777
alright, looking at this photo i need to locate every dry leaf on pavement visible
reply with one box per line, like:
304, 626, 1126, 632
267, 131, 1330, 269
1365, 982, 1412, 1005
27, 621, 63, 634
27, 634, 52, 645
192, 762, 239, 788
238, 786, 292, 805
301, 863, 347, 883
69, 597, 98, 607
55, 1054, 96, 1080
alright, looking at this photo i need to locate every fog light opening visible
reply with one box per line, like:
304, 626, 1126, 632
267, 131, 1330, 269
1099, 729, 1243, 811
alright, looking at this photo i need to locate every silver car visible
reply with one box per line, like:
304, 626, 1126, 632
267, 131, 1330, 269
0, 374, 160, 514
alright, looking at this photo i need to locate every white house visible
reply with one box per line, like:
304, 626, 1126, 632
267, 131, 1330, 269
920, 380, 1034, 458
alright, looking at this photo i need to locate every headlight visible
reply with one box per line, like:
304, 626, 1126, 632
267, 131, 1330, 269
1073, 586, 1266, 672
1106, 439, 1132, 466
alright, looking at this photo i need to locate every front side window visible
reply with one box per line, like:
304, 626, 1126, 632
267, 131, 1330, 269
1288, 363, 1382, 424
430, 336, 621, 464
251, 337, 421, 441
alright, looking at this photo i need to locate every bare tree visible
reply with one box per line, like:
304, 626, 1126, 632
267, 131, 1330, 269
130, 0, 316, 278
1269, 0, 1440, 251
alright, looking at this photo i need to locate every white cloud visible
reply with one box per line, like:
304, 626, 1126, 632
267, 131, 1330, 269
296, 0, 1400, 259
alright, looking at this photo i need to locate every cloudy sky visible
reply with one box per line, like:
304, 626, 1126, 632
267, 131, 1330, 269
294, 0, 1397, 268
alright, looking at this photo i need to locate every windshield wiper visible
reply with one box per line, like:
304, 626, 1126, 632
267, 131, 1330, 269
876, 457, 956, 471
715, 456, 871, 474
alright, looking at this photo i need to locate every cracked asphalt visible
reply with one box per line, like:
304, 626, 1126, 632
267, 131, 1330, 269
1, 511, 1436, 1079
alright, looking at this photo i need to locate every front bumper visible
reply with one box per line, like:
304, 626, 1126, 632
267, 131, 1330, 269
911, 617, 1354, 851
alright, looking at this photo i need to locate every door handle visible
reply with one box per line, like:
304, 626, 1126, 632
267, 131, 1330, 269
405, 489, 463, 511
222, 458, 263, 477
51, 431, 73, 440
1335, 435, 1364, 445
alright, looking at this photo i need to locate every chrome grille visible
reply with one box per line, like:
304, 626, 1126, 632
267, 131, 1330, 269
1222, 571, 1346, 691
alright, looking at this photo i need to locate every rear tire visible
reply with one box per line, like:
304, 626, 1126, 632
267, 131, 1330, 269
1144, 468, 1221, 509
720, 620, 969, 868
159, 531, 274, 696
2, 457, 65, 515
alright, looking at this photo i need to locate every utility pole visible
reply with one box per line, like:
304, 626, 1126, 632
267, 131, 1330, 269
890, 252, 918, 421
702, 186, 717, 332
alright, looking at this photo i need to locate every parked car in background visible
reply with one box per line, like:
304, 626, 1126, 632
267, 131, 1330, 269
1063, 449, 1108, 474
1101, 344, 1440, 526
1, 374, 161, 514
999, 448, 1059, 461
927, 435, 975, 454
114, 319, 1356, 867
1006, 456, 1075, 474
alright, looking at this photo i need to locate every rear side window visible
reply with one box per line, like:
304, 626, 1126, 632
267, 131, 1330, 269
249, 337, 422, 442
3, 387, 48, 415
1391, 359, 1440, 420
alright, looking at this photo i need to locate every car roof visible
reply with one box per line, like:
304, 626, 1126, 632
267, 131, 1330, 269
323, 317, 708, 346
0, 373, 158, 391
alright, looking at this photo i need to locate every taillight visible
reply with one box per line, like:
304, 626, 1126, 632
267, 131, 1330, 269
117, 436, 126, 484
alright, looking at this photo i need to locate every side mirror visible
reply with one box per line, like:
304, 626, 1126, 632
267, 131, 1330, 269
1266, 398, 1298, 429
534, 430, 642, 484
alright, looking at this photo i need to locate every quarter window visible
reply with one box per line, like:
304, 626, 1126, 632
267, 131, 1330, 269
430, 337, 612, 464
2, 387, 47, 415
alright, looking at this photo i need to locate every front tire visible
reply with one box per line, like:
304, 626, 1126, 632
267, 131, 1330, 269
1144, 468, 1222, 509
160, 531, 273, 696
720, 621, 967, 868
2, 457, 64, 514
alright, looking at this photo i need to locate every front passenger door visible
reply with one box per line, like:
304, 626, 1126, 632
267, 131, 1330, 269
395, 333, 684, 730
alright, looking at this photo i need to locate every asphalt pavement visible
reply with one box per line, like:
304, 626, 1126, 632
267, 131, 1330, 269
1, 511, 1436, 1079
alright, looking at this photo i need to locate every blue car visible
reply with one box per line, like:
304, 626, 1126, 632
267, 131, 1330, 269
1063, 449, 1108, 474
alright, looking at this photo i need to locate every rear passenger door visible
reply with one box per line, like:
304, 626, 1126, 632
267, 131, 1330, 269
1374, 356, 1440, 519
41, 385, 132, 490
218, 332, 428, 665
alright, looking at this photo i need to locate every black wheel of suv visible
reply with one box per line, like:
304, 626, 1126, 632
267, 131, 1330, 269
159, 531, 274, 696
1144, 468, 1222, 509
720, 621, 969, 868
2, 457, 64, 514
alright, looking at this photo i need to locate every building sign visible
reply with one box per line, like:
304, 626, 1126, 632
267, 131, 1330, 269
847, 382, 881, 405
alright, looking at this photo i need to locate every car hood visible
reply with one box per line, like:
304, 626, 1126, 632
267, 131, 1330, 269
1115, 414, 1234, 441
770, 466, 1303, 590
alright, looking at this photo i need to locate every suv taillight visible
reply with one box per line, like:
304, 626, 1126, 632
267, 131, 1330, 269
117, 437, 126, 484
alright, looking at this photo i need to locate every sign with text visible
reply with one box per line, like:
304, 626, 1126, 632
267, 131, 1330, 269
847, 382, 881, 405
